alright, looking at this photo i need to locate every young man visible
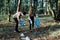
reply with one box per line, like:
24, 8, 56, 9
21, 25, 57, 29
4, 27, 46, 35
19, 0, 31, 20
13, 11, 24, 33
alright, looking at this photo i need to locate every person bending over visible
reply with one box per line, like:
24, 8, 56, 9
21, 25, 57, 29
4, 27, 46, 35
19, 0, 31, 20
13, 11, 24, 33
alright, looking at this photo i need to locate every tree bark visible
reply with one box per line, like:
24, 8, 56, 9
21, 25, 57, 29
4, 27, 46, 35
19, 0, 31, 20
17, 0, 21, 12
8, 0, 11, 22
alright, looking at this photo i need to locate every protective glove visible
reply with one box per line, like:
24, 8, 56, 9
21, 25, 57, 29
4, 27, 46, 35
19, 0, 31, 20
28, 16, 32, 24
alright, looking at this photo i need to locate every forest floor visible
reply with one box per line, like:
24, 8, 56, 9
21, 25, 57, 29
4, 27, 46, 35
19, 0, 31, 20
0, 16, 60, 40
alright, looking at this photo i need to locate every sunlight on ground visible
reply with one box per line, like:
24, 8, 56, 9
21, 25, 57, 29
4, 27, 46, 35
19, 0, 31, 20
50, 30, 60, 37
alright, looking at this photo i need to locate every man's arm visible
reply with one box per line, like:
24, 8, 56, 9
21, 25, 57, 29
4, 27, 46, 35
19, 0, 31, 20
17, 16, 20, 23
20, 12, 24, 16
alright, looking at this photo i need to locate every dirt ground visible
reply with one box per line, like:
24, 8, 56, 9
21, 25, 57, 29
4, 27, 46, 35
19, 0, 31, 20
0, 20, 60, 40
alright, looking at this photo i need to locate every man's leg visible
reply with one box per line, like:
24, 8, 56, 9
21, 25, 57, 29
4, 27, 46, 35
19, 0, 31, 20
14, 18, 20, 33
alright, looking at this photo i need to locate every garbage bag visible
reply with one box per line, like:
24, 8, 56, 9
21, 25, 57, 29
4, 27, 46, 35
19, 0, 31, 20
35, 17, 40, 28
20, 18, 25, 26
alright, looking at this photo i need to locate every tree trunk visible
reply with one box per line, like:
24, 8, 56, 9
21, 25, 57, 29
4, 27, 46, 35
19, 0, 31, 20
33, 0, 37, 16
17, 0, 21, 12
48, 0, 55, 18
30, 0, 32, 7
8, 0, 11, 22
55, 0, 60, 21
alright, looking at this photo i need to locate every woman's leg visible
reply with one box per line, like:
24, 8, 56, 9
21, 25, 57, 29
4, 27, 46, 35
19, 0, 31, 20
29, 19, 32, 30
30, 16, 34, 31
31, 17, 34, 30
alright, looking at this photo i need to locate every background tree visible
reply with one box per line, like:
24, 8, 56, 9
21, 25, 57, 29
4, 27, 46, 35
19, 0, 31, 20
7, 0, 10, 22
17, 0, 21, 12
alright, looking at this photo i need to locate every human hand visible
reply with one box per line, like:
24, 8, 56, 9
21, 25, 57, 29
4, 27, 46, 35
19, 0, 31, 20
28, 16, 30, 20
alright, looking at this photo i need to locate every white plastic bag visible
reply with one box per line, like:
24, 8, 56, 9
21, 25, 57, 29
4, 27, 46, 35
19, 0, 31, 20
28, 16, 32, 24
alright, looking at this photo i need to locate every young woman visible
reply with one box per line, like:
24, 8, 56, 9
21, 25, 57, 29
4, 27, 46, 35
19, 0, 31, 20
13, 11, 24, 33
28, 6, 35, 32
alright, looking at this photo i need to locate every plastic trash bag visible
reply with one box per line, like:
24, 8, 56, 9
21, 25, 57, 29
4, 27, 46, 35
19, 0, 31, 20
35, 16, 40, 28
25, 36, 30, 40
20, 18, 25, 26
